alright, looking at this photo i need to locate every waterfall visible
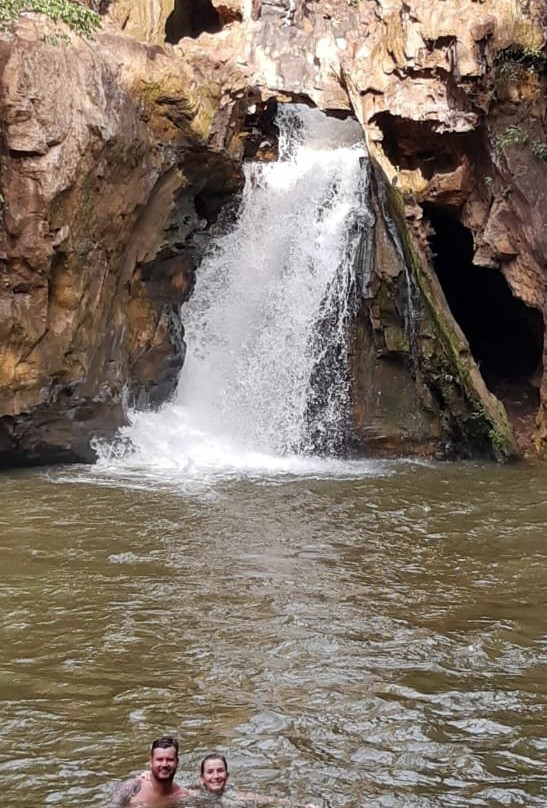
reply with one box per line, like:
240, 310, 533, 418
96, 105, 375, 477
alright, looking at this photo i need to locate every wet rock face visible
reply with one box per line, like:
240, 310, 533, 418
0, 25, 155, 462
237, 0, 545, 458
0, 16, 239, 465
108, 0, 545, 456
0, 0, 544, 463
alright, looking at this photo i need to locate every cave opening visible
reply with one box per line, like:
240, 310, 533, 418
374, 112, 468, 179
165, 0, 222, 42
424, 206, 543, 441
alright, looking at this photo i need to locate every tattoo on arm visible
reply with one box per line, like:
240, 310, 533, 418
114, 778, 142, 808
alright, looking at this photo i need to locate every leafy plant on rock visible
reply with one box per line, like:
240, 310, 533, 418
496, 123, 529, 151
488, 43, 545, 101
531, 140, 547, 163
0, 0, 100, 38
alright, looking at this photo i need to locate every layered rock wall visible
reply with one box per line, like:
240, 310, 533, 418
0, 0, 544, 463
0, 13, 241, 463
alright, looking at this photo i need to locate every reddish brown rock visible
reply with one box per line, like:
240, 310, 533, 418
0, 14, 241, 464
0, 0, 544, 463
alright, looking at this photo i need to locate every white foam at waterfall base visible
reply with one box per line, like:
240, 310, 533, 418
94, 105, 385, 482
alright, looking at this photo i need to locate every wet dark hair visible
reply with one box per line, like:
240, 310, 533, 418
150, 736, 179, 757
200, 753, 228, 775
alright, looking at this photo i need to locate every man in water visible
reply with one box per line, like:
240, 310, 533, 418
189, 753, 318, 807
112, 736, 189, 807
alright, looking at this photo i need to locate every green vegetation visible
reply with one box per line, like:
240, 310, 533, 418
489, 43, 545, 101
495, 44, 545, 78
488, 43, 546, 166
0, 0, 100, 38
495, 126, 547, 163
496, 123, 529, 151
531, 140, 547, 163
42, 30, 70, 45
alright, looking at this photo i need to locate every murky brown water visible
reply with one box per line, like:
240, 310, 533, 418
1, 459, 546, 808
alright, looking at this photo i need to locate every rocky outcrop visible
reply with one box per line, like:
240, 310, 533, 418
230, 0, 545, 457
0, 13, 242, 464
0, 0, 544, 463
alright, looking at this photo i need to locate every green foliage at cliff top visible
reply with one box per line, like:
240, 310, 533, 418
0, 0, 101, 38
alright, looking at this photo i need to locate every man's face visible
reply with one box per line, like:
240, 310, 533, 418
149, 745, 178, 782
200, 757, 229, 794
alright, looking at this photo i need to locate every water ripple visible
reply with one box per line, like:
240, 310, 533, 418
0, 462, 545, 807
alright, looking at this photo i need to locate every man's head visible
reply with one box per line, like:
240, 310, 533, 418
199, 753, 229, 795
148, 736, 179, 783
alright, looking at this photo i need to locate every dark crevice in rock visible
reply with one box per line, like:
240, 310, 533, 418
424, 205, 542, 450
374, 112, 472, 178
191, 155, 245, 223
242, 98, 280, 159
424, 34, 458, 51
165, 0, 223, 43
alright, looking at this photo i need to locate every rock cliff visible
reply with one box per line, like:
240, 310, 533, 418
0, 0, 545, 464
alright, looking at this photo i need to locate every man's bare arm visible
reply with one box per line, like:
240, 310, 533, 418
112, 777, 144, 808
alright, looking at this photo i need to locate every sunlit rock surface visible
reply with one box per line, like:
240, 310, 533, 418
0, 14, 241, 463
0, 0, 544, 463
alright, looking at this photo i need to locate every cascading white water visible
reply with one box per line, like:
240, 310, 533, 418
96, 105, 376, 477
